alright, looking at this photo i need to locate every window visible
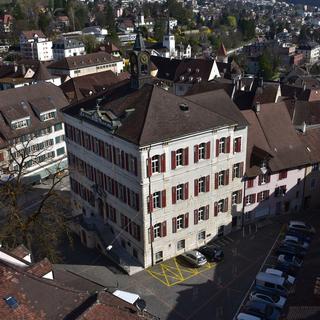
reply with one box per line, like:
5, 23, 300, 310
275, 185, 286, 197
154, 223, 161, 239
234, 137, 242, 153
247, 178, 254, 188
198, 143, 205, 160
155, 251, 163, 263
176, 148, 184, 166
54, 122, 63, 131
219, 138, 225, 154
55, 135, 65, 144
198, 177, 205, 193
198, 206, 205, 221
56, 147, 65, 156
176, 184, 184, 200
176, 215, 184, 230
258, 174, 270, 185
245, 194, 256, 205
232, 190, 242, 205
153, 191, 161, 209
177, 239, 185, 250
198, 230, 206, 240
257, 190, 269, 202
218, 171, 224, 186
233, 163, 243, 179
41, 111, 56, 121
151, 155, 160, 173
11, 118, 30, 129
279, 170, 287, 180
216, 170, 229, 187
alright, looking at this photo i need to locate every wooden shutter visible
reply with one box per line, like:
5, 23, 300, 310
160, 153, 166, 172
172, 217, 177, 233
147, 158, 152, 177
216, 139, 220, 157
237, 190, 243, 204
266, 174, 270, 183
224, 198, 228, 212
194, 209, 199, 225
226, 136, 231, 153
194, 145, 199, 163
184, 182, 189, 200
252, 194, 256, 203
266, 190, 270, 198
184, 213, 189, 228
258, 175, 262, 185
125, 153, 129, 170
172, 186, 177, 204
149, 227, 154, 243
215, 173, 219, 189
257, 192, 262, 202
240, 162, 244, 177
225, 169, 229, 185
161, 221, 167, 237
247, 179, 254, 188
232, 164, 235, 180
205, 141, 211, 159
205, 175, 210, 192
171, 151, 176, 170
184, 147, 189, 165
161, 190, 166, 208
214, 202, 218, 216
205, 205, 209, 220
148, 195, 153, 213
194, 179, 199, 196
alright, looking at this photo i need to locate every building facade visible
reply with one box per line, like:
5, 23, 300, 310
52, 37, 86, 61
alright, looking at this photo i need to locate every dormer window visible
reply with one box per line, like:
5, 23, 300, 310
40, 110, 56, 121
11, 117, 30, 130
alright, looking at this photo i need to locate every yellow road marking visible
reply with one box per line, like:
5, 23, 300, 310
174, 258, 184, 280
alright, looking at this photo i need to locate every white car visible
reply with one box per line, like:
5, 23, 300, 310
180, 250, 207, 267
265, 268, 295, 285
288, 221, 315, 234
249, 291, 287, 309
278, 254, 303, 268
283, 235, 309, 250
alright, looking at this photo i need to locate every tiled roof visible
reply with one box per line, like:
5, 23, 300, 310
27, 258, 52, 277
10, 245, 30, 260
21, 30, 46, 39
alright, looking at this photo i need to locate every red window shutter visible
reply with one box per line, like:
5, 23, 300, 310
171, 151, 176, 170
184, 213, 189, 228
148, 195, 153, 212
184, 182, 189, 200
216, 139, 220, 157
160, 153, 166, 172
238, 137, 242, 152
194, 145, 199, 163
225, 169, 229, 185
194, 179, 199, 196
226, 136, 231, 153
240, 162, 244, 177
283, 170, 287, 179
247, 179, 254, 188
184, 147, 189, 165
205, 205, 209, 220
172, 217, 177, 233
258, 175, 262, 185
266, 174, 270, 183
214, 202, 218, 216
257, 192, 261, 202
172, 186, 177, 204
224, 198, 228, 212
147, 158, 152, 177
252, 194, 256, 203
0, 152, 4, 162
194, 209, 199, 225
205, 141, 211, 159
161, 221, 167, 237
205, 175, 210, 192
215, 173, 219, 189
266, 190, 270, 198
161, 190, 166, 208
149, 227, 154, 243
232, 165, 235, 180
238, 190, 243, 204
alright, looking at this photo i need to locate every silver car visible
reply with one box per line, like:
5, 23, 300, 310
288, 221, 315, 234
249, 291, 287, 310
180, 250, 207, 267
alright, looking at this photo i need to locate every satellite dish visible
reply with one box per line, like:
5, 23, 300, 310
134, 298, 146, 312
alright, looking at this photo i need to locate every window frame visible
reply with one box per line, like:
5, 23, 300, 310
219, 138, 225, 154
176, 184, 184, 201
176, 215, 184, 230
151, 155, 160, 173
176, 148, 184, 166
198, 177, 206, 193
198, 206, 205, 221
198, 143, 206, 160
153, 191, 161, 209
154, 223, 161, 239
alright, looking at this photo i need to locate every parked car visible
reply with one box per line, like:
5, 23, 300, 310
255, 272, 289, 297
283, 235, 310, 250
275, 244, 306, 258
242, 301, 281, 320
180, 250, 207, 267
198, 245, 224, 262
265, 268, 295, 285
275, 262, 298, 277
286, 230, 312, 243
288, 221, 315, 234
236, 312, 262, 320
277, 254, 303, 268
249, 290, 287, 310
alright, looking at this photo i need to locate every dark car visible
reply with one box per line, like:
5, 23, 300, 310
242, 300, 281, 320
275, 244, 307, 259
286, 230, 312, 243
198, 245, 224, 262
275, 262, 298, 277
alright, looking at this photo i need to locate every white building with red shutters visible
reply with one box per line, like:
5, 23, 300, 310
62, 37, 248, 272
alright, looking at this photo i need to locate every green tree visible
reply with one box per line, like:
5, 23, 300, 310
38, 13, 52, 34
259, 50, 279, 80
81, 35, 98, 53
227, 15, 237, 29
239, 18, 255, 40
154, 19, 165, 41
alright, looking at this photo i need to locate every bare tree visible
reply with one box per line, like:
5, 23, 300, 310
0, 135, 71, 262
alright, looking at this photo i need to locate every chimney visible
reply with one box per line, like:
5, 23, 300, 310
21, 64, 26, 75
255, 101, 261, 113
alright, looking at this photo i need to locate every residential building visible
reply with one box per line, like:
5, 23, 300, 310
296, 42, 320, 64
82, 26, 108, 42
0, 14, 12, 33
62, 36, 248, 272
19, 30, 53, 62
48, 52, 124, 79
52, 37, 86, 61
0, 83, 68, 184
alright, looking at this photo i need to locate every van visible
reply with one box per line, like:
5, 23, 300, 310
255, 272, 289, 297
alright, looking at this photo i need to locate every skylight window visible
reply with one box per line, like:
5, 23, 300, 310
4, 296, 19, 309
40, 110, 56, 122
11, 117, 30, 130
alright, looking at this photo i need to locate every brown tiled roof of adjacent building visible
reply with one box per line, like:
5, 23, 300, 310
63, 83, 248, 146
217, 42, 227, 56
48, 52, 122, 71
10, 245, 30, 260
27, 258, 52, 277
21, 30, 46, 39
299, 127, 320, 164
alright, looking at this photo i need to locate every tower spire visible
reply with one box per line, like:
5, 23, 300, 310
133, 30, 145, 51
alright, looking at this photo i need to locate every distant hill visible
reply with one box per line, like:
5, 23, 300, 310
286, 0, 319, 5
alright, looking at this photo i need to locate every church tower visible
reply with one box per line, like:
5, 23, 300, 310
162, 19, 175, 57
129, 32, 152, 89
